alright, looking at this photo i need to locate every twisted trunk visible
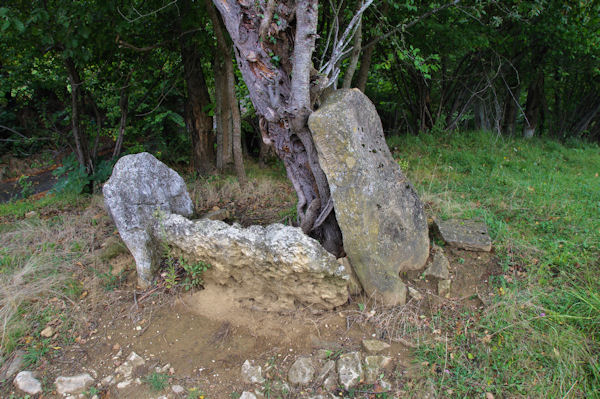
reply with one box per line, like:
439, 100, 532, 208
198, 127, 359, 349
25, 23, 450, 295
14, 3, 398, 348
211, 0, 344, 256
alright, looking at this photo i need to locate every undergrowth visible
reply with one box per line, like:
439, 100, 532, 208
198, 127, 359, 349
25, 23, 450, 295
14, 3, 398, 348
389, 131, 600, 397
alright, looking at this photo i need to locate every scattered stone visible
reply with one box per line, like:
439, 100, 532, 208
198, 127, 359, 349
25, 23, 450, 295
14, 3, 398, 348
364, 356, 392, 383
408, 286, 423, 301
425, 251, 450, 280
337, 352, 363, 390
172, 384, 185, 394
438, 279, 451, 298
103, 152, 194, 286
288, 357, 315, 386
337, 257, 363, 295
241, 360, 264, 384
25, 211, 37, 218
361, 339, 390, 354
126, 351, 145, 368
272, 380, 290, 395
0, 350, 25, 381
40, 325, 54, 338
315, 360, 335, 384
55, 373, 94, 395
13, 371, 42, 395
323, 374, 338, 391
239, 392, 257, 399
485, 393, 495, 399
101, 375, 115, 386
379, 380, 392, 391
309, 89, 429, 306
434, 219, 492, 252
117, 379, 132, 389
156, 214, 349, 311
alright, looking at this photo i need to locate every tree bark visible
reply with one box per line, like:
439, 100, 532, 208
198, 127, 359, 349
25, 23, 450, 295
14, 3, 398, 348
342, 2, 362, 89
65, 57, 93, 174
523, 72, 544, 139
112, 70, 132, 160
211, 0, 344, 256
355, 40, 374, 93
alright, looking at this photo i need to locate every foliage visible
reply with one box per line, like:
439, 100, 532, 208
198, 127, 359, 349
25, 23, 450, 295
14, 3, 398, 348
143, 372, 169, 392
52, 154, 114, 194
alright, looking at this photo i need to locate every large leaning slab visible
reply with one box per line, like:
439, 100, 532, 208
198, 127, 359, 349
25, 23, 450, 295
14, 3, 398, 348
103, 152, 193, 286
308, 89, 429, 306
434, 219, 492, 252
153, 213, 349, 310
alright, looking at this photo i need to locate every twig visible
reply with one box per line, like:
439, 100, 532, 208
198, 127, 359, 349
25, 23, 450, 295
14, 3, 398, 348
117, 0, 178, 23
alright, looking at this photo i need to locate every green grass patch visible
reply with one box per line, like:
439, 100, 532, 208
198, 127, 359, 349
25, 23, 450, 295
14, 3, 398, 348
389, 131, 600, 397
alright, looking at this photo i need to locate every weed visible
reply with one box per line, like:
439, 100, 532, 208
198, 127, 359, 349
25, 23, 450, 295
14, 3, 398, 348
186, 387, 206, 399
93, 265, 124, 291
181, 259, 210, 290
143, 372, 169, 391
17, 175, 33, 199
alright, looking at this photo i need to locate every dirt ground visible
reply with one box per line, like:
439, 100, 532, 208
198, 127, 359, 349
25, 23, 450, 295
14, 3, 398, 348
0, 156, 501, 398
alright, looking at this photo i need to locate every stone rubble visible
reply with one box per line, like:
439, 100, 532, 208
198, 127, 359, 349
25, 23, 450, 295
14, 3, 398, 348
54, 373, 95, 395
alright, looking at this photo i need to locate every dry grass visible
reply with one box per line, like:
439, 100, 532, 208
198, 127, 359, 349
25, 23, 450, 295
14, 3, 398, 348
0, 196, 111, 356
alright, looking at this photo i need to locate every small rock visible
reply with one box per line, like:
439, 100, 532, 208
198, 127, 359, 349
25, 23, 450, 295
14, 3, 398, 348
272, 379, 290, 394
241, 360, 264, 384
101, 375, 115, 386
361, 339, 390, 354
13, 371, 42, 395
424, 251, 450, 280
288, 357, 315, 386
364, 356, 392, 384
117, 379, 132, 389
315, 359, 335, 383
0, 350, 25, 381
112, 343, 120, 351
323, 374, 338, 391
55, 373, 94, 395
115, 362, 133, 378
239, 392, 257, 399
434, 219, 492, 252
337, 352, 363, 390
438, 279, 451, 298
40, 325, 54, 338
25, 211, 37, 218
172, 384, 185, 394
379, 380, 392, 391
485, 393, 495, 399
408, 286, 423, 301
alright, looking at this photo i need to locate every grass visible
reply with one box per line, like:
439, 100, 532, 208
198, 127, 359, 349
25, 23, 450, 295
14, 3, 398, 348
143, 371, 169, 391
388, 131, 600, 398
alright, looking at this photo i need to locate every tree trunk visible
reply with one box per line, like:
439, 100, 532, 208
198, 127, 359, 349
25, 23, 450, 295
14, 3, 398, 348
112, 71, 132, 160
501, 84, 520, 136
523, 72, 544, 139
342, 2, 362, 89
212, 0, 344, 256
65, 57, 93, 174
179, 0, 215, 174
356, 41, 374, 93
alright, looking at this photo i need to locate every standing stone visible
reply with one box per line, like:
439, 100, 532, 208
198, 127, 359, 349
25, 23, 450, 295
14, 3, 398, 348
13, 371, 42, 395
309, 89, 429, 306
434, 219, 492, 252
288, 357, 315, 386
336, 352, 363, 390
103, 152, 193, 286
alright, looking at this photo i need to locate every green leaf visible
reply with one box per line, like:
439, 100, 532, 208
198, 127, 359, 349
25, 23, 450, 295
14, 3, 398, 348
13, 18, 25, 33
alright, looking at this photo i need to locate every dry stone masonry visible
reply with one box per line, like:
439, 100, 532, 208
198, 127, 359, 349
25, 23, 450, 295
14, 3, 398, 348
309, 89, 430, 305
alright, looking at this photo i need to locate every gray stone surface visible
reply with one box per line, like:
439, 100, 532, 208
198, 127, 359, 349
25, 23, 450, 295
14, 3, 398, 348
0, 350, 25, 382
13, 371, 42, 395
241, 360, 264, 384
337, 352, 363, 390
337, 257, 363, 296
364, 355, 392, 383
438, 279, 452, 298
408, 286, 423, 301
239, 392, 258, 399
155, 214, 349, 311
434, 219, 492, 252
425, 251, 450, 280
288, 357, 315, 386
315, 359, 335, 384
103, 152, 193, 286
361, 339, 390, 354
309, 89, 429, 306
55, 373, 94, 395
